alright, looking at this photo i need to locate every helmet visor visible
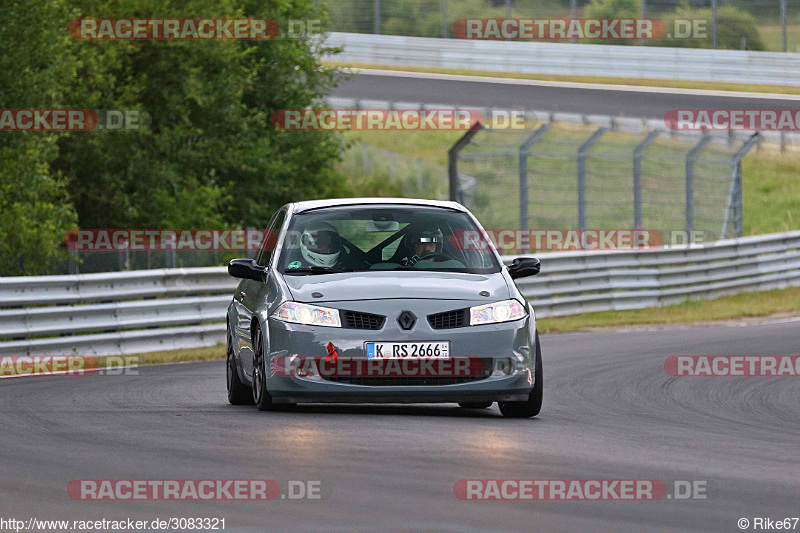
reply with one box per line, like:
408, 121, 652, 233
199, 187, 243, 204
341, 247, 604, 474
301, 229, 340, 254
411, 231, 442, 245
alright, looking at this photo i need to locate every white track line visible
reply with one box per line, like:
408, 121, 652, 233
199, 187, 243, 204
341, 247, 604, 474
349, 68, 800, 101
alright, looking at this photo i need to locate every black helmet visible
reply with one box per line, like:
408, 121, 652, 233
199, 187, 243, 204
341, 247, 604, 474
408, 224, 443, 253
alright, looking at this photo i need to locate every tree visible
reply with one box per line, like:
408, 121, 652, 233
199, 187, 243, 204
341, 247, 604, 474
659, 4, 765, 51
56, 0, 349, 232
583, 0, 639, 45
0, 0, 79, 275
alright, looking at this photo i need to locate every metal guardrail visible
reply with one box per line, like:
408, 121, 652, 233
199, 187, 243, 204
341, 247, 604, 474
326, 96, 798, 149
326, 32, 800, 86
1, 230, 798, 356
0, 268, 236, 356
508, 231, 800, 316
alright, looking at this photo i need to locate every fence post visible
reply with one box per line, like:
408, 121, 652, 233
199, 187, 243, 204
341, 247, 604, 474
518, 124, 552, 231
640, 0, 647, 46
685, 135, 712, 241
577, 127, 608, 230
711, 0, 718, 49
440, 0, 448, 38
734, 160, 744, 237
119, 248, 130, 271
448, 123, 482, 203
571, 0, 578, 44
166, 249, 177, 268
373, 0, 381, 34
721, 133, 759, 239
781, 0, 788, 53
633, 130, 660, 229
362, 145, 370, 174
68, 251, 79, 275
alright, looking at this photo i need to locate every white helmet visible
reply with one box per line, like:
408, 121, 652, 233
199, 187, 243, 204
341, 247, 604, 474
300, 222, 341, 267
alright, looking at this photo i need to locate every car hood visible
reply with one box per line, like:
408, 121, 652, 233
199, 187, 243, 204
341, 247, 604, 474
282, 271, 511, 303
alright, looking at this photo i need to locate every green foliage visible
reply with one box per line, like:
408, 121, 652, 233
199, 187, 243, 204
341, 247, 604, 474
1, 0, 349, 274
659, 4, 765, 51
583, 0, 638, 19
0, 0, 79, 275
56, 0, 349, 230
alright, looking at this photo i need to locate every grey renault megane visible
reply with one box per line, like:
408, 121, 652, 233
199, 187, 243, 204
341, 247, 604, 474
225, 198, 543, 417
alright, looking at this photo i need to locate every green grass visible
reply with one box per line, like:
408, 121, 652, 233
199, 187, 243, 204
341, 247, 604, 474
1, 345, 225, 377
757, 25, 800, 53
120, 345, 225, 366
537, 286, 800, 333
343, 130, 464, 167
742, 152, 800, 235
326, 61, 800, 95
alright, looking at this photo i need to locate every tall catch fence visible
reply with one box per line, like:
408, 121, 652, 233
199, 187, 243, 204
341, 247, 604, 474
450, 122, 759, 245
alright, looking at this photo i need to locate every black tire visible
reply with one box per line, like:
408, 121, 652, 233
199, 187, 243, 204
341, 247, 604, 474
227, 327, 254, 405
499, 332, 543, 418
251, 326, 275, 411
458, 401, 493, 409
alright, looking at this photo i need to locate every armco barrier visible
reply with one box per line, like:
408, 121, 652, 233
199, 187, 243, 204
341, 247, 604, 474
1, 231, 798, 356
325, 95, 797, 147
509, 231, 800, 316
325, 32, 800, 86
0, 268, 236, 357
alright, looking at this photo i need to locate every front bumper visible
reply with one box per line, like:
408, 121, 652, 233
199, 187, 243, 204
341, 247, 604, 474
264, 298, 536, 404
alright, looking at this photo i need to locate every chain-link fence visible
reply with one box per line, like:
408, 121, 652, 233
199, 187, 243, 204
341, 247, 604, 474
319, 0, 799, 52
451, 122, 759, 245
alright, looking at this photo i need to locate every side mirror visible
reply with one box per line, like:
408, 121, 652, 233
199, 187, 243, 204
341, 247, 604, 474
228, 258, 267, 282
508, 257, 541, 280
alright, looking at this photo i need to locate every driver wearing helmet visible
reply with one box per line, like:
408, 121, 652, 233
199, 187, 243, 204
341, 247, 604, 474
295, 221, 344, 269
403, 224, 445, 266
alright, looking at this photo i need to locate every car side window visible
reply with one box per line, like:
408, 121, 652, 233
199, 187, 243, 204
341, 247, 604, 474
256, 209, 286, 268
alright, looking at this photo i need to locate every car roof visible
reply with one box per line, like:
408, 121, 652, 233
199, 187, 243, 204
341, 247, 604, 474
290, 197, 466, 213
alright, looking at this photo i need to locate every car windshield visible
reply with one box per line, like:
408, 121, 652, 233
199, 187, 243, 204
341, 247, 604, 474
278, 205, 501, 275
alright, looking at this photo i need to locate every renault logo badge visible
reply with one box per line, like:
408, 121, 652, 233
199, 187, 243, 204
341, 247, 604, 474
397, 311, 416, 330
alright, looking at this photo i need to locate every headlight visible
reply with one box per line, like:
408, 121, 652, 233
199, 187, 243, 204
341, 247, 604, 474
272, 302, 341, 327
469, 299, 527, 326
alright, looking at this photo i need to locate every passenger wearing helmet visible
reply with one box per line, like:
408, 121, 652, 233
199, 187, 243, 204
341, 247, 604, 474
295, 221, 344, 269
403, 224, 446, 266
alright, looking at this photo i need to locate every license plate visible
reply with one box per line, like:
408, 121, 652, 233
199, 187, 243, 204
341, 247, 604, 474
365, 341, 450, 359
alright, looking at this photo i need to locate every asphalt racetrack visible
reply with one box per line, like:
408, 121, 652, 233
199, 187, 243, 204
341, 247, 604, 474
331, 69, 800, 118
1, 318, 798, 532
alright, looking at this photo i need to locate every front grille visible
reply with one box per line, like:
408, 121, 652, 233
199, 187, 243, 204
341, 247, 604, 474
342, 310, 386, 330
322, 357, 494, 386
428, 309, 469, 329
324, 374, 490, 387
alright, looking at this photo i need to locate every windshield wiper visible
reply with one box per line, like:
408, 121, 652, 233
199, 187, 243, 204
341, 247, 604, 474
283, 266, 346, 275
